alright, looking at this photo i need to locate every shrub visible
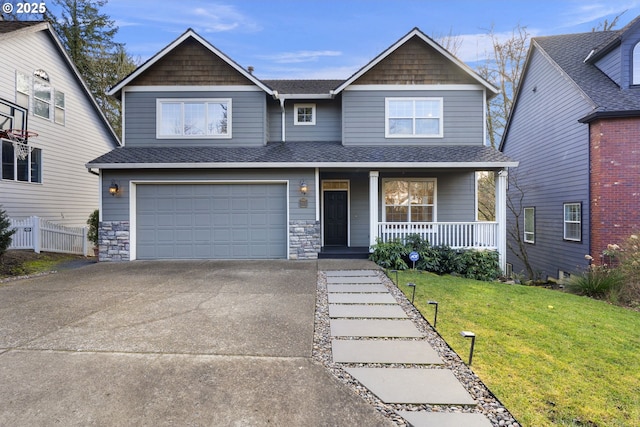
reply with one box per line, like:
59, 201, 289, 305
0, 205, 16, 261
615, 234, 640, 306
370, 233, 501, 281
567, 265, 624, 299
458, 249, 501, 281
369, 238, 408, 270
87, 209, 99, 248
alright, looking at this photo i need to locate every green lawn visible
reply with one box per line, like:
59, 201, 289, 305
392, 270, 640, 427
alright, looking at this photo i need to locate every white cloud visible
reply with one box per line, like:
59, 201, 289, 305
559, 0, 640, 28
259, 50, 342, 64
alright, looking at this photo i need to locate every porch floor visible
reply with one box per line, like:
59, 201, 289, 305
318, 246, 370, 259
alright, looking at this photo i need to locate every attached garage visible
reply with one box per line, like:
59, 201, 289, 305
135, 182, 288, 260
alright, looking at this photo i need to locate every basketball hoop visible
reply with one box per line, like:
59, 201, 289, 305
1, 129, 38, 161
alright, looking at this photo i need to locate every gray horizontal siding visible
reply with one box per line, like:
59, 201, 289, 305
342, 89, 485, 145
101, 169, 317, 222
595, 46, 621, 85
266, 99, 342, 142
124, 91, 266, 147
502, 46, 592, 278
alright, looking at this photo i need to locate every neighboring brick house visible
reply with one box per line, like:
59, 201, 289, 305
88, 27, 517, 264
500, 17, 640, 279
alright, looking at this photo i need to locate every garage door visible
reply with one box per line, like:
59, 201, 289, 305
136, 183, 287, 259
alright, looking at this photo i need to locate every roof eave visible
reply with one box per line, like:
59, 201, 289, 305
87, 160, 519, 170
578, 109, 640, 123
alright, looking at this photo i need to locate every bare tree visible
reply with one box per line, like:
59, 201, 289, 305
477, 171, 496, 221
592, 11, 626, 32
476, 24, 530, 148
432, 27, 463, 56
506, 171, 535, 280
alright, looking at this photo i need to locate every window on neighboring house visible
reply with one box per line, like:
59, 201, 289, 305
385, 97, 443, 138
524, 207, 535, 243
157, 99, 231, 138
1, 141, 42, 183
16, 72, 29, 109
294, 103, 315, 125
383, 179, 436, 222
634, 42, 640, 85
54, 91, 65, 125
564, 202, 582, 241
33, 75, 51, 119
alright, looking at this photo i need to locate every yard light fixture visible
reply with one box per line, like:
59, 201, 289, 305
299, 180, 308, 195
427, 300, 438, 328
460, 331, 476, 365
407, 282, 416, 304
390, 269, 399, 285
108, 180, 119, 196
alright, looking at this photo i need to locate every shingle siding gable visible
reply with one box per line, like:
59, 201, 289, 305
130, 37, 254, 86
352, 36, 478, 85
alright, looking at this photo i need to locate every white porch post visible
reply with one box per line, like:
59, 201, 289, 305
496, 169, 508, 272
369, 171, 379, 250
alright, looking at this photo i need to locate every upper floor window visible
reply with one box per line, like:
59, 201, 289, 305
157, 99, 231, 138
634, 42, 640, 85
15, 70, 65, 125
383, 179, 436, 222
564, 202, 581, 241
294, 103, 316, 125
385, 97, 443, 138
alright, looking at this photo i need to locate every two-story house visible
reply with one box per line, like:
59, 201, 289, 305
88, 27, 517, 265
500, 17, 640, 280
0, 21, 119, 229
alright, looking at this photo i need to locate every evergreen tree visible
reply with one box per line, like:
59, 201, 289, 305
48, 0, 136, 136
0, 206, 16, 262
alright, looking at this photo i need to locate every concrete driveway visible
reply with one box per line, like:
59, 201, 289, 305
0, 260, 392, 426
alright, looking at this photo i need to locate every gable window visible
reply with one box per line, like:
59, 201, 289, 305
524, 207, 535, 243
157, 99, 231, 138
294, 103, 315, 125
564, 202, 581, 241
385, 97, 443, 138
383, 179, 436, 222
33, 75, 51, 120
634, 42, 640, 85
54, 91, 65, 125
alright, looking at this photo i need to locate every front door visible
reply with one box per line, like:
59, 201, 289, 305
324, 190, 348, 246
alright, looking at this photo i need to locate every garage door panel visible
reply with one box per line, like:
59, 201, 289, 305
137, 183, 287, 260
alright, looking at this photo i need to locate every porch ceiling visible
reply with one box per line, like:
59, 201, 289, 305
87, 141, 518, 169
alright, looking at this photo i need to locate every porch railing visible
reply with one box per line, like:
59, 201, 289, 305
9, 216, 89, 256
377, 221, 498, 249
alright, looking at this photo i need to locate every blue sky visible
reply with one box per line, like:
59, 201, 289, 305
100, 0, 640, 79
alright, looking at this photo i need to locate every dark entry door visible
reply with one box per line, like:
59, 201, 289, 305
324, 190, 348, 246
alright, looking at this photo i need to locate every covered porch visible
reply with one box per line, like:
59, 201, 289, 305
318, 169, 509, 271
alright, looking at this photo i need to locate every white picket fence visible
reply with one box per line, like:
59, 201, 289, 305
9, 216, 89, 256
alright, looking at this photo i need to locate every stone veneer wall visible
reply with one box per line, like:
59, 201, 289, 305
289, 220, 320, 260
99, 221, 130, 262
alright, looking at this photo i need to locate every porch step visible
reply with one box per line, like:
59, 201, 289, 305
318, 246, 370, 259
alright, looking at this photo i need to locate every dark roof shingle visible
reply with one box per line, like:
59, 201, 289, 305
88, 141, 516, 167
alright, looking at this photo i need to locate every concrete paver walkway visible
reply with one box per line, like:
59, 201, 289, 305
325, 269, 492, 427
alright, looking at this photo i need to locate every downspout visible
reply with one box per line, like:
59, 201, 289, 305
279, 96, 286, 142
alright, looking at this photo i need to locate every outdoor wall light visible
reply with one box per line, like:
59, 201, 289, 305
460, 331, 476, 365
427, 300, 439, 328
390, 269, 399, 285
407, 282, 416, 304
109, 180, 119, 196
299, 180, 308, 195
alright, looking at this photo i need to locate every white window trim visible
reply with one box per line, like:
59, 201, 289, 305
16, 71, 30, 110
385, 97, 443, 138
54, 90, 65, 125
33, 76, 51, 120
381, 178, 437, 222
294, 103, 316, 125
563, 202, 582, 242
156, 98, 232, 139
524, 207, 535, 244
633, 42, 640, 85
1, 141, 42, 183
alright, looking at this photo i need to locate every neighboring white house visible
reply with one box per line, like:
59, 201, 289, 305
0, 21, 119, 228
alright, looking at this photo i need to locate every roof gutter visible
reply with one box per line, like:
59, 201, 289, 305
578, 109, 640, 123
